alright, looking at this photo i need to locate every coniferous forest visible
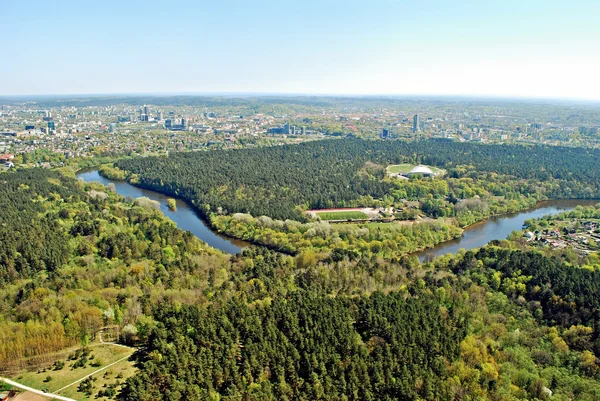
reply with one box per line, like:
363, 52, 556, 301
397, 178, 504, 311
4, 138, 600, 400
115, 139, 600, 220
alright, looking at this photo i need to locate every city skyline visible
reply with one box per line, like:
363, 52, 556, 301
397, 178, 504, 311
2, 0, 600, 100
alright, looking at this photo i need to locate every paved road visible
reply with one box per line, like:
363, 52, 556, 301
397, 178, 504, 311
0, 377, 76, 401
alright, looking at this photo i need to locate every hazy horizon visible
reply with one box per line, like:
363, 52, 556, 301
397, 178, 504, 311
2, 92, 600, 106
2, 0, 599, 100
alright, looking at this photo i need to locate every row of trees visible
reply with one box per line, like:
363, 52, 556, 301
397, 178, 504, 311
210, 212, 462, 257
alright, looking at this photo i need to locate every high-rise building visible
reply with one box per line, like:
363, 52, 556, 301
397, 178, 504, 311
413, 114, 420, 132
381, 128, 390, 139
165, 118, 186, 131
108, 123, 116, 133
283, 122, 290, 134
47, 121, 55, 131
140, 105, 150, 122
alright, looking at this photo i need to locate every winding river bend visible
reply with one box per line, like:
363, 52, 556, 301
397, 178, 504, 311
416, 199, 599, 261
77, 169, 597, 258
76, 169, 250, 254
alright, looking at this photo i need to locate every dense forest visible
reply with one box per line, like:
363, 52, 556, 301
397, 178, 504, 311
0, 169, 227, 371
115, 138, 600, 221
121, 290, 464, 401
119, 242, 600, 400
4, 167, 600, 400
455, 247, 600, 330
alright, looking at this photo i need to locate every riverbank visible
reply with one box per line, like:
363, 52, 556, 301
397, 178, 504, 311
83, 168, 599, 261
416, 199, 600, 261
76, 169, 250, 254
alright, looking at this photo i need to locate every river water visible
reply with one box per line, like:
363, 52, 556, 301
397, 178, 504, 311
76, 169, 250, 254
416, 199, 599, 261
76, 169, 597, 259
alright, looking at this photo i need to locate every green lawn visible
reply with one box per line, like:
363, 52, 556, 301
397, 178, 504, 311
60, 358, 136, 401
0, 381, 13, 392
316, 211, 369, 220
386, 163, 414, 174
12, 343, 135, 401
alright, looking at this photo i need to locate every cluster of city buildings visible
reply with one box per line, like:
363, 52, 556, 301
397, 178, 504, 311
1, 99, 599, 168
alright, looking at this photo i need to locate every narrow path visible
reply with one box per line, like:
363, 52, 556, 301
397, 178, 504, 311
53, 354, 132, 394
98, 332, 134, 350
0, 377, 76, 401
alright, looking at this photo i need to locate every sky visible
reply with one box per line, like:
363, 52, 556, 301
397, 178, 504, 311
1, 0, 599, 99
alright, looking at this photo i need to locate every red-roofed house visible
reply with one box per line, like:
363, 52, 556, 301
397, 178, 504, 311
0, 154, 14, 163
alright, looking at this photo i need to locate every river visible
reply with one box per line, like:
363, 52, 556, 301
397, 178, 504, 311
416, 199, 599, 261
76, 169, 250, 254
76, 169, 597, 260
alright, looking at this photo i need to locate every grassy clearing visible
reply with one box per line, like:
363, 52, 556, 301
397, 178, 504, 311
11, 344, 134, 401
317, 211, 369, 220
60, 358, 136, 401
387, 163, 414, 174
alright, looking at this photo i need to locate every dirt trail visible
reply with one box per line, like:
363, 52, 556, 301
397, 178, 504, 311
53, 354, 132, 394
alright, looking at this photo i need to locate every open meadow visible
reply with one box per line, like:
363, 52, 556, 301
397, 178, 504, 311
10, 344, 135, 401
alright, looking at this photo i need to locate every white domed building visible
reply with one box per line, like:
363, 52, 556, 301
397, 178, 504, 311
407, 165, 436, 177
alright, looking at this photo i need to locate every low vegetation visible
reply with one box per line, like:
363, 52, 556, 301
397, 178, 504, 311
13, 344, 134, 399
166, 198, 177, 211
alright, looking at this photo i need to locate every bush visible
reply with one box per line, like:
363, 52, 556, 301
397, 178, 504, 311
78, 377, 94, 396
90, 358, 103, 368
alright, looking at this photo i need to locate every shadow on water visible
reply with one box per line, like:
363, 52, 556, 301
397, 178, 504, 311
76, 168, 250, 255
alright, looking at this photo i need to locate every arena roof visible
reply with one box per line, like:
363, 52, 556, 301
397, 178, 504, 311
408, 165, 435, 175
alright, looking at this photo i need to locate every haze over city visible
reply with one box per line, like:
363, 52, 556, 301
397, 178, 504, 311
6, 1, 600, 400
2, 0, 599, 100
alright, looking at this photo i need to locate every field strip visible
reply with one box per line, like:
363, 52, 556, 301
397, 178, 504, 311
54, 354, 132, 394
0, 377, 76, 401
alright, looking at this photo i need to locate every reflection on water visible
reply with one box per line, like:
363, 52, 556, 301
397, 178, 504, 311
76, 169, 250, 254
416, 199, 599, 261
